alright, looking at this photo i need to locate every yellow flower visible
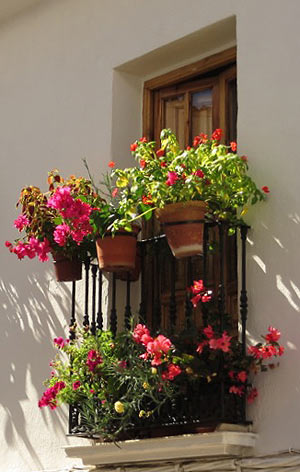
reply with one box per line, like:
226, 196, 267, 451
114, 401, 125, 414
151, 367, 157, 375
139, 410, 146, 418
143, 382, 150, 390
185, 367, 194, 375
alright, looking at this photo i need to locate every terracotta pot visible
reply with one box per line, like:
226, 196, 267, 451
115, 247, 141, 282
96, 226, 140, 272
155, 201, 207, 258
52, 253, 82, 282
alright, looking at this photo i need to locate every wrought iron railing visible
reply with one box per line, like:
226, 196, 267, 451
68, 222, 249, 436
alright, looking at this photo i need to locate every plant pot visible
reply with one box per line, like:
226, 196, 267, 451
52, 253, 82, 282
155, 201, 207, 258
115, 246, 141, 282
96, 226, 140, 272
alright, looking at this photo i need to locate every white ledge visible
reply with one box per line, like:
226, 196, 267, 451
64, 427, 257, 467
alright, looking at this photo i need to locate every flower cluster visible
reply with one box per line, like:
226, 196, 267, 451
132, 324, 182, 380
38, 381, 65, 410
189, 279, 212, 307
6, 171, 97, 264
196, 325, 232, 354
129, 128, 269, 226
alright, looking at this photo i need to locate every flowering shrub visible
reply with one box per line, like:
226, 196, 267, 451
129, 129, 268, 226
6, 171, 98, 262
39, 314, 284, 440
39, 328, 182, 440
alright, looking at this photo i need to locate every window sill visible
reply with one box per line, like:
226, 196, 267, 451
64, 424, 257, 468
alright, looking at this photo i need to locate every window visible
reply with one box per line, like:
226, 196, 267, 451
141, 48, 238, 332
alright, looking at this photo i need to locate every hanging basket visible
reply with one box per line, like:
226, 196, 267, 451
96, 226, 140, 272
155, 201, 207, 258
52, 253, 82, 282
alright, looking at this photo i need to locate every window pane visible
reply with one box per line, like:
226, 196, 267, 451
191, 89, 213, 140
163, 95, 185, 148
227, 79, 237, 142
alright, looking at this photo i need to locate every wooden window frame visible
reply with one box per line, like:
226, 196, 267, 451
143, 46, 236, 140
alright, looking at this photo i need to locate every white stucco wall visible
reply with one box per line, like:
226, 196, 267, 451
1, 0, 300, 470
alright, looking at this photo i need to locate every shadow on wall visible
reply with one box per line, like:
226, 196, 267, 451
0, 264, 77, 470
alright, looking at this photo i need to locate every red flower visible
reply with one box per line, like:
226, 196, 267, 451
211, 128, 222, 141
203, 325, 214, 339
166, 171, 179, 186
186, 146, 191, 150
262, 186, 270, 193
5, 241, 12, 248
139, 137, 147, 143
142, 194, 153, 205
130, 142, 138, 152
230, 141, 237, 152
193, 169, 204, 178
112, 188, 118, 198
140, 159, 146, 169
160, 161, 167, 168
241, 155, 248, 162
237, 371, 247, 383
265, 326, 281, 343
193, 133, 208, 147
156, 148, 165, 157
72, 381, 81, 390
108, 161, 115, 168
229, 385, 244, 397
162, 363, 181, 381
247, 387, 258, 404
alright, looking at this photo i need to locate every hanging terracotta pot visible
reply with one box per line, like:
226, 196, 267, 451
52, 253, 82, 282
115, 246, 141, 282
155, 201, 207, 258
96, 226, 140, 272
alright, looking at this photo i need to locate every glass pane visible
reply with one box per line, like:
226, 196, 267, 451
227, 78, 237, 142
163, 95, 185, 148
191, 89, 213, 140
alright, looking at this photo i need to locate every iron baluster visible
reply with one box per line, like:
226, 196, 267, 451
91, 264, 98, 335
138, 242, 146, 323
185, 257, 193, 330
124, 272, 132, 330
69, 281, 76, 341
240, 225, 249, 353
110, 273, 117, 336
153, 239, 162, 330
169, 255, 176, 333
97, 269, 103, 330
83, 260, 90, 328
202, 223, 209, 327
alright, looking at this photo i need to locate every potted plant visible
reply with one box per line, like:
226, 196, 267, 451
129, 129, 269, 257
83, 160, 153, 272
6, 171, 97, 281
39, 302, 284, 441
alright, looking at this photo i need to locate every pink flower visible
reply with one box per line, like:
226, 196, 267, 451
132, 324, 152, 344
53, 223, 70, 246
118, 360, 127, 369
216, 332, 232, 353
86, 349, 102, 372
36, 238, 51, 262
229, 385, 244, 396
72, 381, 81, 390
265, 326, 281, 343
166, 171, 179, 186
189, 279, 211, 307
247, 387, 258, 404
112, 188, 118, 198
5, 241, 12, 248
196, 341, 208, 354
203, 325, 214, 339
54, 337, 69, 349
14, 214, 29, 231
277, 345, 285, 356
237, 371, 247, 383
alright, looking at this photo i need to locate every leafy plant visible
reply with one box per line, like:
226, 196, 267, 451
129, 129, 269, 226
